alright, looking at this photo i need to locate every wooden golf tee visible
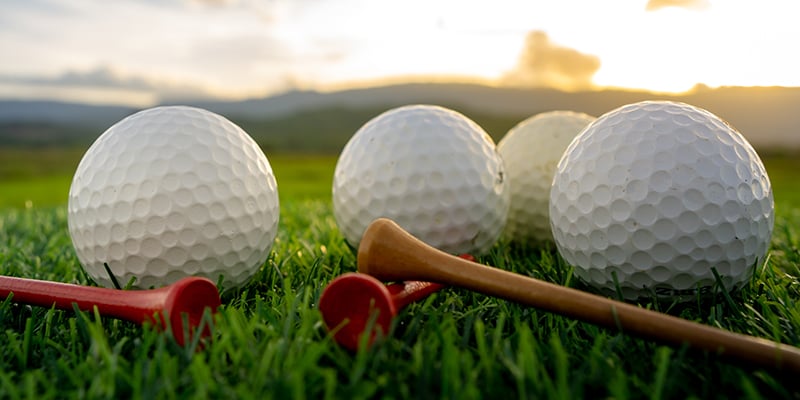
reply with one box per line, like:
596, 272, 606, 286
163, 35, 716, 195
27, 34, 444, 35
0, 276, 221, 346
357, 218, 800, 374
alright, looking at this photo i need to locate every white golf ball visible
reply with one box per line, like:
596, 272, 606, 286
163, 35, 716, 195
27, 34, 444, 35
333, 104, 509, 255
498, 111, 595, 245
68, 106, 280, 290
549, 101, 774, 300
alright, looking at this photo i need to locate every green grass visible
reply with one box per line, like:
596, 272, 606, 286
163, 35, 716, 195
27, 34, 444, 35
0, 153, 337, 208
2, 202, 799, 398
1, 154, 799, 398
0, 146, 796, 210
763, 156, 800, 208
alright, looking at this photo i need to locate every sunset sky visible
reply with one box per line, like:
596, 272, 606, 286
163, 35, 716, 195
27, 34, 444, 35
0, 0, 798, 106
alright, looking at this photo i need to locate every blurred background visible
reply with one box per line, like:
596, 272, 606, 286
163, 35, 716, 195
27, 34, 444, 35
1, 0, 798, 208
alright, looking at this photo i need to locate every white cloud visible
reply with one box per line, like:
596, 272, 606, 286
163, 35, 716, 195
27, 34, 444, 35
501, 31, 600, 90
646, 0, 711, 11
0, 66, 217, 103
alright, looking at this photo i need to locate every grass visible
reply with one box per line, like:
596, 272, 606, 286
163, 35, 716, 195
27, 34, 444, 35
0, 152, 337, 209
1, 154, 799, 398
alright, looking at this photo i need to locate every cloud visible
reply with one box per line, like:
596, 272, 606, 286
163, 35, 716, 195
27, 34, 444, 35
185, 33, 347, 89
190, 35, 293, 68
645, 0, 710, 11
183, 0, 303, 23
24, 66, 152, 90
190, 0, 237, 5
500, 31, 600, 91
0, 66, 217, 103
0, 66, 152, 92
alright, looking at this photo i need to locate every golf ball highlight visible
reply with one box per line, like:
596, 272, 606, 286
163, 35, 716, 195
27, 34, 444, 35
68, 106, 280, 290
333, 104, 510, 255
498, 111, 595, 245
549, 101, 774, 300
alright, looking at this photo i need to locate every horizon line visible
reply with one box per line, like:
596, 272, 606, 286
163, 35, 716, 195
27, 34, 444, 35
1, 79, 799, 109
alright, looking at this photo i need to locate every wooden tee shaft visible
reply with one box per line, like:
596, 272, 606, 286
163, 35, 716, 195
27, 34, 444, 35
357, 218, 800, 374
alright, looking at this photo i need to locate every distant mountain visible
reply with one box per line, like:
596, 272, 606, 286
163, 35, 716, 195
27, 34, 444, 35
184, 84, 651, 120
1, 84, 799, 151
0, 100, 136, 146
0, 100, 135, 127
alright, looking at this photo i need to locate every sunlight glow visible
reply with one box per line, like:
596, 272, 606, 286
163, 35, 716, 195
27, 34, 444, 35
1, 0, 800, 105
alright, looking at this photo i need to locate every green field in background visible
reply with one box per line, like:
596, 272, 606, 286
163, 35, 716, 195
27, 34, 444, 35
1, 148, 798, 209
0, 151, 337, 209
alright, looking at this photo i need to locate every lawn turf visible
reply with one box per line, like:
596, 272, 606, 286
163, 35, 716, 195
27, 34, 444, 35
0, 153, 338, 209
0, 154, 798, 398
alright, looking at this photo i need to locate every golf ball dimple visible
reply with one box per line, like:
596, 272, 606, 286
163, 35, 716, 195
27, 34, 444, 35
549, 101, 774, 300
68, 106, 279, 290
333, 104, 510, 254
498, 111, 595, 245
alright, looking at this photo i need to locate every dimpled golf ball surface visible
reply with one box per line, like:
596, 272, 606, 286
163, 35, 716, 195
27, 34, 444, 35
498, 111, 595, 244
550, 101, 774, 300
333, 104, 509, 254
68, 106, 279, 289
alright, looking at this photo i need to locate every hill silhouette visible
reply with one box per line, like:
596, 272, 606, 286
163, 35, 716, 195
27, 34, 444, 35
1, 83, 798, 152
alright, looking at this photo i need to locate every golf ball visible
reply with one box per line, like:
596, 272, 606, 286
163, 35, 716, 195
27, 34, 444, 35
333, 104, 509, 254
498, 111, 595, 245
68, 106, 279, 290
549, 101, 774, 300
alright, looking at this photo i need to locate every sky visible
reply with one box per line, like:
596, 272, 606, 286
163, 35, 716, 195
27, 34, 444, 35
0, 0, 798, 106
